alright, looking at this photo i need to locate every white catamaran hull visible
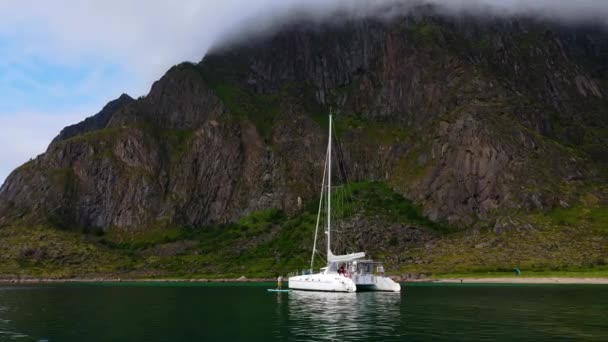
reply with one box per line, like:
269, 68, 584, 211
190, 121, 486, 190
288, 274, 357, 293
352, 274, 401, 292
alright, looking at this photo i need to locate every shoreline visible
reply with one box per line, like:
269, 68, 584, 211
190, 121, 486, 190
0, 277, 275, 284
1, 277, 607, 285
433, 277, 608, 285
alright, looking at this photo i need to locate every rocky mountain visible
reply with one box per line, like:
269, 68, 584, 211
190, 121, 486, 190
0, 9, 607, 278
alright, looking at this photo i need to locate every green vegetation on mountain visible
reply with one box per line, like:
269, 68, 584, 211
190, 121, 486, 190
1, 182, 606, 279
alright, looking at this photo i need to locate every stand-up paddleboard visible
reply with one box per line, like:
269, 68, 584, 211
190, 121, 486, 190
268, 289, 291, 293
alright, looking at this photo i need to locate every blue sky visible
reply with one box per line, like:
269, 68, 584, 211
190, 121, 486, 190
0, 35, 129, 113
1, 0, 606, 184
0, 30, 141, 183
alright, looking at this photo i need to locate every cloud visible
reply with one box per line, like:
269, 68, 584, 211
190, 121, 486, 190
3, 1, 605, 73
2, 1, 607, 85
427, 0, 608, 26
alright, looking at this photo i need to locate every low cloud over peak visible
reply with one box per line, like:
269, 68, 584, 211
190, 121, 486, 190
1, 1, 606, 79
210, 0, 608, 53
428, 0, 608, 25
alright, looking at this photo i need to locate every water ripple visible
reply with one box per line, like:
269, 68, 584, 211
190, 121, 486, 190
282, 291, 402, 341
0, 329, 30, 341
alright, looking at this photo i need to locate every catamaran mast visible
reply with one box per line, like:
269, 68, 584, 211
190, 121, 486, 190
310, 144, 328, 271
327, 113, 332, 259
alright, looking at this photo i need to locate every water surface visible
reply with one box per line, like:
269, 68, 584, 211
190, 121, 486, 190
0, 283, 606, 341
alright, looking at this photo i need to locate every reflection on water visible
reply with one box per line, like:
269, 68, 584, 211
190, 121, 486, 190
283, 291, 401, 341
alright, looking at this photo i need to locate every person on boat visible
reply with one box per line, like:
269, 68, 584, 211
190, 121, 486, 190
277, 275, 283, 289
338, 264, 346, 276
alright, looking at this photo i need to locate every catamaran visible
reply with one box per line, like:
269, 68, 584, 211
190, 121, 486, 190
288, 114, 401, 293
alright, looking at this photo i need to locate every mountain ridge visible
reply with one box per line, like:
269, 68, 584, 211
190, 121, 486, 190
0, 12, 607, 278
2, 14, 607, 228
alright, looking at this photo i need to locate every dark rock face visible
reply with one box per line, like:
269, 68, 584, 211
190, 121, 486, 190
1, 12, 607, 230
51, 94, 135, 144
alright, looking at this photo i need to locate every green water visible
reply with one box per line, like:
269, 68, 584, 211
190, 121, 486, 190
0, 283, 606, 341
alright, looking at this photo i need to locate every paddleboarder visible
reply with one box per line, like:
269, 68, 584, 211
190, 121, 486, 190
277, 275, 283, 290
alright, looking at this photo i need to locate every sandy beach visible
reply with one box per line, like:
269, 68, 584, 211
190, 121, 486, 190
433, 278, 608, 285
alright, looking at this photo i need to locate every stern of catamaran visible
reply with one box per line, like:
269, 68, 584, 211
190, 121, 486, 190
347, 260, 401, 292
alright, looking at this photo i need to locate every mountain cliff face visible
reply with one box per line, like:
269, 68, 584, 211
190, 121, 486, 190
1, 13, 607, 236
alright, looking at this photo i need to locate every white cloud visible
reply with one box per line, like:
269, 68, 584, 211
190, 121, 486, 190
427, 0, 608, 25
3, 1, 605, 74
1, 1, 606, 83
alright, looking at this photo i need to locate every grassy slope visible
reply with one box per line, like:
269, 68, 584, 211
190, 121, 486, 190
1, 182, 606, 279
400, 203, 608, 277
0, 226, 135, 278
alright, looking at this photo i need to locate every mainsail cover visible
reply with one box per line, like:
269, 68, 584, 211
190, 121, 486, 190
328, 251, 366, 263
